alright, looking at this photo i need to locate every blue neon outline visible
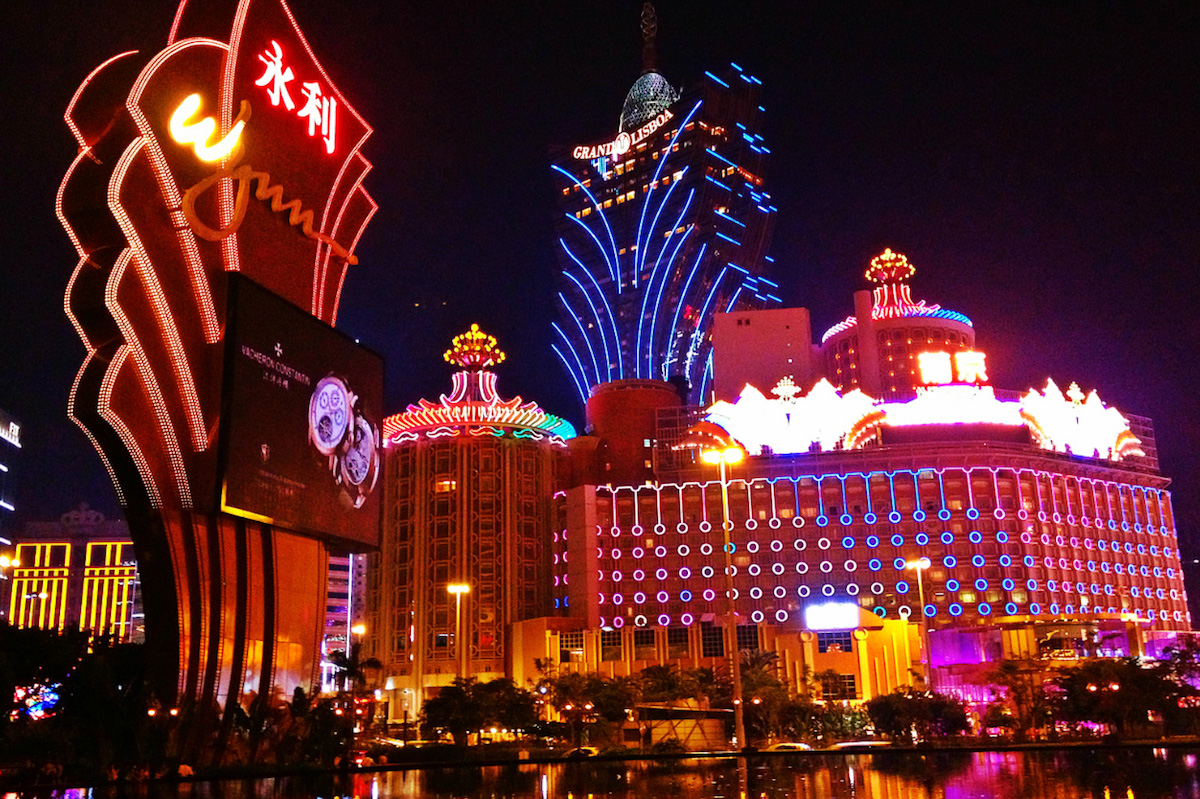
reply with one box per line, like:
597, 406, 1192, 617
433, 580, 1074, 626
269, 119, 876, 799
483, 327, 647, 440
686, 266, 728, 382
715, 231, 741, 246
705, 71, 730, 88
698, 350, 715, 404
559, 239, 624, 378
648, 224, 695, 379
561, 270, 612, 383
665, 243, 707, 374
549, 319, 592, 391
716, 210, 746, 228
552, 164, 622, 289
558, 292, 601, 387
563, 213, 617, 285
724, 287, 742, 312
552, 321, 591, 398
636, 181, 693, 375
634, 101, 702, 284
551, 344, 588, 406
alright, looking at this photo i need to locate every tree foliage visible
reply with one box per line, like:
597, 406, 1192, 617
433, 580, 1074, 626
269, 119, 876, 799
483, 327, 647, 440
419, 678, 538, 746
865, 689, 970, 742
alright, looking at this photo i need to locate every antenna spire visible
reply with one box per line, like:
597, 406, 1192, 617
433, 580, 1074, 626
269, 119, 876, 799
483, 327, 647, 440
641, 2, 658, 72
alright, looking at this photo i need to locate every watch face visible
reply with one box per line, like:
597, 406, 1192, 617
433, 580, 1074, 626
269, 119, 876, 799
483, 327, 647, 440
309, 376, 351, 455
340, 415, 376, 487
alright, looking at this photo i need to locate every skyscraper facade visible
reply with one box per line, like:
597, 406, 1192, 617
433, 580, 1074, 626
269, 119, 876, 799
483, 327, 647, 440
550, 7, 778, 406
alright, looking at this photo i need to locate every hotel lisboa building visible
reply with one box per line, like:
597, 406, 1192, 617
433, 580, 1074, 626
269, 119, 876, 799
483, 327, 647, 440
540, 249, 1190, 702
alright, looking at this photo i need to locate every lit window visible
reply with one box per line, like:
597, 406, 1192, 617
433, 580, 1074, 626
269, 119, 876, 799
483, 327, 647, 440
435, 480, 456, 493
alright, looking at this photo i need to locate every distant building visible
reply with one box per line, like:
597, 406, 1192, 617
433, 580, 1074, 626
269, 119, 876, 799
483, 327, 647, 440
364, 326, 575, 722
0, 407, 19, 620
5, 504, 142, 642
319, 552, 367, 693
550, 5, 778, 407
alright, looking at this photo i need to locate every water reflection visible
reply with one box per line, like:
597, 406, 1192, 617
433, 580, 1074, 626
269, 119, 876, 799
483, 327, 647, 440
8, 749, 1200, 799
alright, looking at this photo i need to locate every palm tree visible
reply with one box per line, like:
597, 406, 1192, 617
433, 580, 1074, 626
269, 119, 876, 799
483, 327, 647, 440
328, 641, 383, 695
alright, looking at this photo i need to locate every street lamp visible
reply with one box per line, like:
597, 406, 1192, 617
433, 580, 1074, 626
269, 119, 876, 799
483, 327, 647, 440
905, 557, 935, 693
700, 443, 748, 751
447, 583, 471, 681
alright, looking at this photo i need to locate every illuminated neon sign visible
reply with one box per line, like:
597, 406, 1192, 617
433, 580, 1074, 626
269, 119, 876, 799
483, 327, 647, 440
703, 376, 1143, 463
169, 94, 247, 161
704, 377, 881, 456
255, 40, 338, 154
917, 350, 988, 386
572, 109, 674, 160
383, 326, 576, 445
804, 602, 861, 631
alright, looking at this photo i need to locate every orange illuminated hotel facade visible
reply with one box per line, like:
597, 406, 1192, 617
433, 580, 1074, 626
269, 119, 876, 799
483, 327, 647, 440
548, 250, 1190, 697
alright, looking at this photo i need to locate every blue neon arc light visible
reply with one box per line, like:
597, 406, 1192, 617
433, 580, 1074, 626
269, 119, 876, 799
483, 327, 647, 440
552, 164, 621, 289
558, 292, 601, 387
560, 239, 624, 378
552, 344, 588, 405
648, 225, 695, 380
635, 179, 692, 376
665, 243, 707, 376
634, 101, 703, 283
561, 269, 613, 384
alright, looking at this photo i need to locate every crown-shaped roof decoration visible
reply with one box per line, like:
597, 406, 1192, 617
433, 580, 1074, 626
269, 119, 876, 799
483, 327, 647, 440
822, 248, 972, 343
444, 323, 507, 370
386, 324, 574, 446
865, 248, 916, 284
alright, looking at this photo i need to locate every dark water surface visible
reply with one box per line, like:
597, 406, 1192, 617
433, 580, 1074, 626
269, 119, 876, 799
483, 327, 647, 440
11, 749, 1200, 799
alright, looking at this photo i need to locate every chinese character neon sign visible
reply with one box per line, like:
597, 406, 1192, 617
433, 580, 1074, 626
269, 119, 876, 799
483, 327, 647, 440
918, 350, 988, 386
255, 40, 338, 154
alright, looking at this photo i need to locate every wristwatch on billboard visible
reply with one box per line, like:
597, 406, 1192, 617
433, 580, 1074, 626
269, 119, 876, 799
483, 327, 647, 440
338, 413, 380, 508
308, 375, 354, 458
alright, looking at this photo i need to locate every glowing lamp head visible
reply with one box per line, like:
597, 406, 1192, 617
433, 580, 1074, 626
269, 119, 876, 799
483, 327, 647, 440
351, 623, 367, 636
701, 446, 744, 465
447, 583, 471, 596
905, 557, 932, 571
0, 556, 9, 568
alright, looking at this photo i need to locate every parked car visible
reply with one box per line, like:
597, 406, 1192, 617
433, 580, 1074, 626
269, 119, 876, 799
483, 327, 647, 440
563, 746, 600, 759
765, 742, 814, 751
826, 740, 890, 750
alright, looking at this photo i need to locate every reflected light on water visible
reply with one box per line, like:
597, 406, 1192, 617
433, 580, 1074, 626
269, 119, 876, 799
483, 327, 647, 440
22, 749, 1200, 799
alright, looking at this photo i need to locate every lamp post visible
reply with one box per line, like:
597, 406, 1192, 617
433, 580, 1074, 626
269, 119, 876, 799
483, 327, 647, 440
700, 444, 748, 751
905, 557, 935, 693
447, 583, 470, 681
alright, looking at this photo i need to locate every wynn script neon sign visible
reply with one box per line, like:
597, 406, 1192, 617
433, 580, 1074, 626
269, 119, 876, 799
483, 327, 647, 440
170, 97, 357, 263
169, 94, 247, 161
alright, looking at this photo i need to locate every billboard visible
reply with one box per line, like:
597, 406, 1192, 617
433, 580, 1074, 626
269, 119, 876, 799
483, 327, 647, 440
220, 275, 381, 548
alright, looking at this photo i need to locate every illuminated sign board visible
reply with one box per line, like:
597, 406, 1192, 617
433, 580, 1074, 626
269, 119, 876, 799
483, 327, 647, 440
572, 109, 674, 160
918, 350, 988, 386
220, 276, 381, 548
703, 372, 1143, 463
59, 0, 377, 512
704, 378, 880, 456
804, 602, 861, 631
0, 409, 20, 448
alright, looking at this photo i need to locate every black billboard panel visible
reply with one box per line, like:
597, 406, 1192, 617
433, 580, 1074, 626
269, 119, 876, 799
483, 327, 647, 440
219, 274, 382, 549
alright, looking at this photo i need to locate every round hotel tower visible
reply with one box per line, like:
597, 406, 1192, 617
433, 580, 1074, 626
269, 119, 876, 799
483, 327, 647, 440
364, 326, 575, 718
821, 249, 975, 399
551, 253, 1189, 703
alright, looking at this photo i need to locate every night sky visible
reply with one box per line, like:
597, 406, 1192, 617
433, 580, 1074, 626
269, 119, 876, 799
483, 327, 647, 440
2, 2, 1199, 565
